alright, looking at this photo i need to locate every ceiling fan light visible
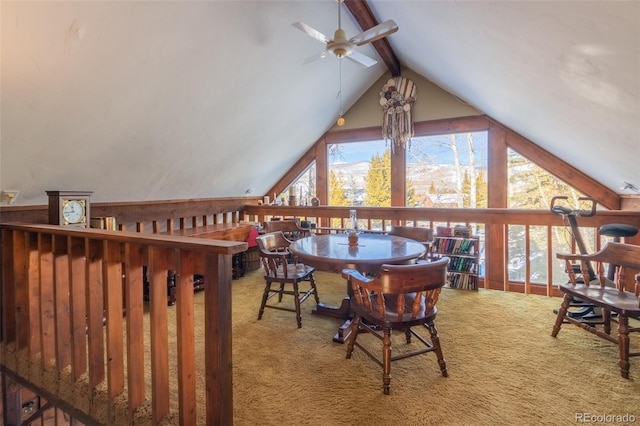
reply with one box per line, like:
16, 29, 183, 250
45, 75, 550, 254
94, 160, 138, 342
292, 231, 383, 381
337, 117, 346, 126
334, 48, 347, 57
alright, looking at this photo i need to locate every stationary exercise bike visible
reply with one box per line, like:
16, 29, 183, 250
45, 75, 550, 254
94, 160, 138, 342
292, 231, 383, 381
551, 196, 638, 319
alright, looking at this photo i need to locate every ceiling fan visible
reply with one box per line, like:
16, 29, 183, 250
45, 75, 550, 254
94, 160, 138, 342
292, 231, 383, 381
292, 0, 398, 68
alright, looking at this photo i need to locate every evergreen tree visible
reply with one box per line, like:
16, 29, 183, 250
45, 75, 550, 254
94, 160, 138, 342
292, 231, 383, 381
461, 170, 471, 208
364, 149, 391, 207
475, 171, 488, 208
329, 170, 349, 206
406, 178, 417, 207
467, 133, 478, 208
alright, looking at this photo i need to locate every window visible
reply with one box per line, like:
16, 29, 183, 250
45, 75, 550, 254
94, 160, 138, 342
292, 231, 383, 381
406, 131, 488, 208
327, 140, 388, 206
507, 149, 589, 283
277, 162, 316, 206
507, 149, 585, 209
326, 131, 488, 209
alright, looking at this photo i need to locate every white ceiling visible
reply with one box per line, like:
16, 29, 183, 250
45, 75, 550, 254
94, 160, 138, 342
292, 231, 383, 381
1, 1, 639, 206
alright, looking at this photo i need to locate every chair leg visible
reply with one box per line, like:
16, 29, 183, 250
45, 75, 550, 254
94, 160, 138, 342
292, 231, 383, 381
278, 283, 285, 302
603, 308, 612, 335
346, 315, 361, 359
382, 327, 392, 395
293, 282, 302, 328
426, 319, 448, 377
309, 273, 320, 305
405, 328, 412, 344
551, 293, 572, 337
617, 314, 630, 379
258, 281, 272, 320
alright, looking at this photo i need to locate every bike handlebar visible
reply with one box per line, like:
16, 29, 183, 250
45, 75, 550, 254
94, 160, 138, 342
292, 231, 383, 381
550, 196, 597, 217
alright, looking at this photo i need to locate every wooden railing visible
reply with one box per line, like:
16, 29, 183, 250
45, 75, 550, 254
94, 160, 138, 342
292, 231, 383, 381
1, 223, 246, 425
2, 201, 639, 424
243, 205, 640, 296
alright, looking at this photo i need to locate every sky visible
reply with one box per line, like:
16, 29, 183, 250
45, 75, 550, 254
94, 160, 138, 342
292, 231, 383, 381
328, 131, 489, 166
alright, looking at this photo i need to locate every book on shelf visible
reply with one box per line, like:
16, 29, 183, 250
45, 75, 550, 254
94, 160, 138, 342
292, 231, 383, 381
453, 225, 472, 238
433, 237, 476, 255
448, 257, 476, 273
448, 273, 478, 290
436, 225, 473, 238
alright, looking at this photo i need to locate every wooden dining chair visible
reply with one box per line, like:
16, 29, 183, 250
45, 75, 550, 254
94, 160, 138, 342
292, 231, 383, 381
263, 219, 310, 241
342, 257, 450, 394
388, 225, 433, 259
256, 231, 320, 328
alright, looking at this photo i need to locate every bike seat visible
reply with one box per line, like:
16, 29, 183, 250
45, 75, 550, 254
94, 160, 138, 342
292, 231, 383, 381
598, 223, 638, 238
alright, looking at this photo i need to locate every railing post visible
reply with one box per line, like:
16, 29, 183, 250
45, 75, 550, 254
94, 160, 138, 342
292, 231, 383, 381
204, 252, 233, 425
1, 374, 22, 426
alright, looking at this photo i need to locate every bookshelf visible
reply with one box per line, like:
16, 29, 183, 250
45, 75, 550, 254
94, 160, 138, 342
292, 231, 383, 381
431, 235, 480, 290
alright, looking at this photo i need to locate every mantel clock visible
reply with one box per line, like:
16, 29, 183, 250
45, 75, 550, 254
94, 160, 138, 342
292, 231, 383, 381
46, 190, 93, 227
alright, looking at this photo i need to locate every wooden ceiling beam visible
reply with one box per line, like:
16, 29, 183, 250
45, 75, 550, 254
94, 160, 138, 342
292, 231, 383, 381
344, 0, 401, 76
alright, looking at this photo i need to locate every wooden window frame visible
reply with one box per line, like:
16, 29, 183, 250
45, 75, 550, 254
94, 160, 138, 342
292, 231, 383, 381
267, 115, 619, 210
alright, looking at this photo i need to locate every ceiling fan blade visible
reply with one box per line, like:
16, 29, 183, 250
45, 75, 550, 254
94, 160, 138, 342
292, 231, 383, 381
302, 51, 328, 65
350, 19, 398, 46
345, 51, 377, 68
292, 21, 330, 44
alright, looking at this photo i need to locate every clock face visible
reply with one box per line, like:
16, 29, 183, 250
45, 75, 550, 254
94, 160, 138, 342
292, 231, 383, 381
62, 199, 86, 224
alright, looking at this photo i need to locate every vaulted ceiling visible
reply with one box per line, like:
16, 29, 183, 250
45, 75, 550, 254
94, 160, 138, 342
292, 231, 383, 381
1, 1, 638, 206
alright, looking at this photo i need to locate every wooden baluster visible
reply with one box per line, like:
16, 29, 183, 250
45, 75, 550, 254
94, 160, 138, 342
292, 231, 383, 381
617, 264, 626, 291
69, 236, 88, 382
125, 242, 146, 415
87, 238, 105, 388
580, 260, 590, 286
27, 233, 42, 357
53, 234, 72, 375
598, 261, 606, 287
177, 249, 197, 425
565, 259, 577, 285
396, 291, 405, 321
377, 293, 386, 318
149, 246, 170, 423
104, 240, 125, 400
362, 288, 372, 312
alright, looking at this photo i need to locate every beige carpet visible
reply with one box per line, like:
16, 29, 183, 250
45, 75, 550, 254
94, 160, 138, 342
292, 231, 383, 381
170, 269, 640, 426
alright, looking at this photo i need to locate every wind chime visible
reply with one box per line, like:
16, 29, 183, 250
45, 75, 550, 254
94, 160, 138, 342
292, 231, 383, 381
380, 77, 417, 151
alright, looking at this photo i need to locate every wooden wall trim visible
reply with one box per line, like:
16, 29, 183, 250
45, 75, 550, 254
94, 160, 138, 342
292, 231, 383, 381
413, 115, 490, 135
621, 195, 640, 210
315, 139, 328, 205
488, 122, 508, 208
390, 146, 405, 207
486, 121, 508, 290
323, 116, 490, 145
0, 197, 260, 225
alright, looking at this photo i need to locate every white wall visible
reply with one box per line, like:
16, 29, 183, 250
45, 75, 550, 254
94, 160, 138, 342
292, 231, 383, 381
333, 67, 480, 131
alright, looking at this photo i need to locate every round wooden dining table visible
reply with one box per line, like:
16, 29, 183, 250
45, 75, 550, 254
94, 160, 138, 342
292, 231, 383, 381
289, 232, 426, 275
289, 233, 426, 342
